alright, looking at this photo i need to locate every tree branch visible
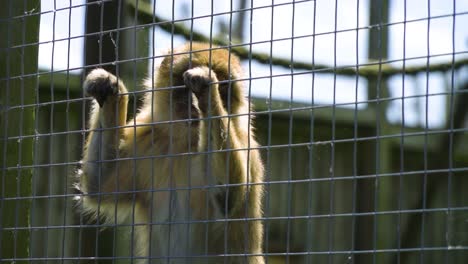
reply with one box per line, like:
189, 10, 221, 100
128, 0, 467, 78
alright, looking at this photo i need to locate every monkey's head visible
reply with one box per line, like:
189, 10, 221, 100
154, 42, 246, 110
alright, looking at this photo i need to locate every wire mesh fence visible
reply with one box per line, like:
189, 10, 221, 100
1, 0, 468, 263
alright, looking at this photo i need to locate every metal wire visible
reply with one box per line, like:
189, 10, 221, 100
1, 0, 467, 263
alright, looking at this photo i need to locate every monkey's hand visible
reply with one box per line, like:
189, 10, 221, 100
84, 69, 124, 107
184, 66, 218, 92
183, 67, 220, 112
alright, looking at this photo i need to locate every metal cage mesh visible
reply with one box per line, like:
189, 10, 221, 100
1, 0, 468, 263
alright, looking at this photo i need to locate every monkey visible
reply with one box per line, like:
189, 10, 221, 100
77, 42, 264, 264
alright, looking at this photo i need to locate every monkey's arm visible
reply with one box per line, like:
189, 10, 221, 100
184, 67, 251, 209
185, 66, 264, 263
80, 69, 129, 204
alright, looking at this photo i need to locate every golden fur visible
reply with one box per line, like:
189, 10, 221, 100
78, 42, 264, 263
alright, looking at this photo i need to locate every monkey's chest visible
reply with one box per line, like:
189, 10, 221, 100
145, 157, 225, 259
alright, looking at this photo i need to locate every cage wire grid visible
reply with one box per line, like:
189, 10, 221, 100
1, 0, 468, 263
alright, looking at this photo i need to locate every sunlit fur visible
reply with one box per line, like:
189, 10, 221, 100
78, 42, 264, 264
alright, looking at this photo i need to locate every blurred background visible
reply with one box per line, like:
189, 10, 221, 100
1, 0, 468, 263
